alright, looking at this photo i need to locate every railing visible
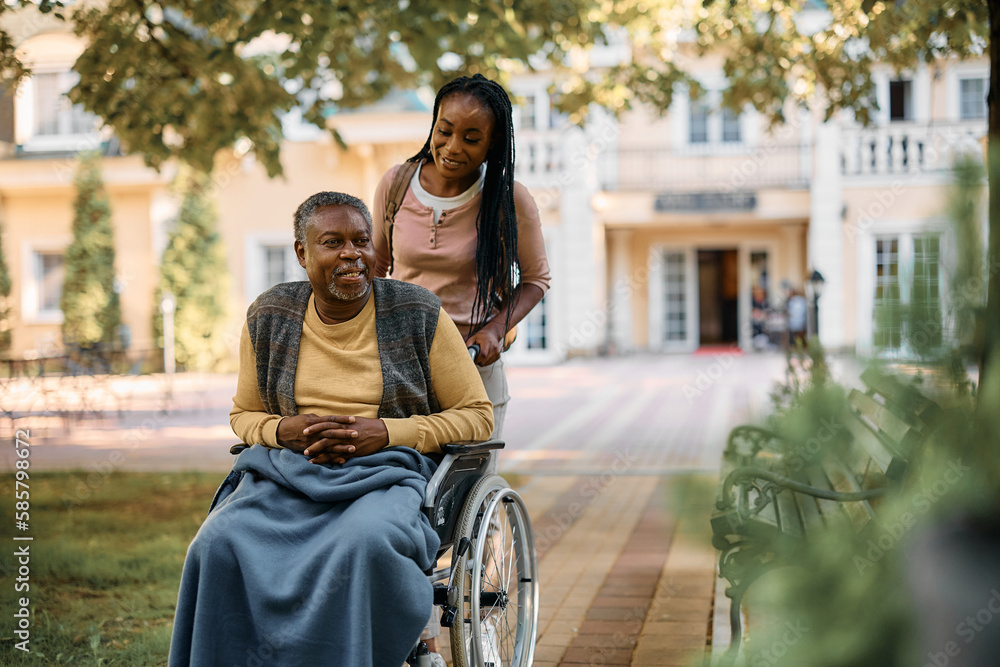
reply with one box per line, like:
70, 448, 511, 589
840, 121, 985, 178
598, 141, 811, 192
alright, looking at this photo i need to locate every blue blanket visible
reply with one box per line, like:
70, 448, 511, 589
169, 445, 440, 667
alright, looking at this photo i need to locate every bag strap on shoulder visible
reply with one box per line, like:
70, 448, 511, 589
383, 160, 420, 275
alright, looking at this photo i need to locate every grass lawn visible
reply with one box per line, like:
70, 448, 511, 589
0, 471, 224, 666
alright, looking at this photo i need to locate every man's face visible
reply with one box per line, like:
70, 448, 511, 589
295, 205, 376, 304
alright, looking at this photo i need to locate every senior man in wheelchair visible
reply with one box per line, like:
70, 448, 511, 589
168, 191, 493, 667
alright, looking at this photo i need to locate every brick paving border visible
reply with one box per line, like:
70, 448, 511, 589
555, 478, 675, 665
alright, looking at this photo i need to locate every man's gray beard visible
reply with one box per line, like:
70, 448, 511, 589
327, 277, 370, 302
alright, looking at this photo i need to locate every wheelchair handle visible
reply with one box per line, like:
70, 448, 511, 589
468, 344, 480, 362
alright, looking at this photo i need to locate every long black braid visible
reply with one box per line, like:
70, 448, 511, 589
408, 74, 519, 338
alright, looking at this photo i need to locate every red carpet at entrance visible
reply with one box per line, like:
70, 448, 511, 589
693, 345, 743, 356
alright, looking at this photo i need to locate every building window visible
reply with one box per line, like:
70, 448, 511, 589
264, 245, 289, 290
910, 234, 943, 352
248, 241, 304, 300
874, 237, 901, 349
663, 251, 687, 342
32, 71, 97, 137
522, 296, 547, 350
888, 79, 912, 122
519, 94, 536, 131
35, 251, 65, 316
685, 93, 744, 145
721, 107, 741, 143
689, 100, 709, 144
959, 77, 987, 120
872, 233, 943, 354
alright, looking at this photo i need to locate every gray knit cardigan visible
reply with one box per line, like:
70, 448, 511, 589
245, 278, 442, 419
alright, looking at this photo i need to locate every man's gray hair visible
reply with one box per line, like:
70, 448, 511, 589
293, 192, 373, 245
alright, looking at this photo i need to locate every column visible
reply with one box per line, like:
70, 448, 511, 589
607, 229, 633, 354
808, 121, 846, 349
556, 126, 603, 357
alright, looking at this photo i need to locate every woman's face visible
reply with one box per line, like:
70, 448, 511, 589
429, 93, 495, 188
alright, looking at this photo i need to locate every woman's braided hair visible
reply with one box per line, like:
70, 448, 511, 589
408, 74, 519, 337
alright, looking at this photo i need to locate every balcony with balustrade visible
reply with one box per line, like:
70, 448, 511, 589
840, 121, 986, 179
598, 140, 812, 193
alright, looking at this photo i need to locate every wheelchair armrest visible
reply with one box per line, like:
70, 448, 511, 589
230, 443, 251, 455
441, 440, 505, 455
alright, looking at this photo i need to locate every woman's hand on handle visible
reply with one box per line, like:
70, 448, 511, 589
466, 320, 505, 366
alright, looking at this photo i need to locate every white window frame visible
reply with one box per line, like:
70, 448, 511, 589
649, 245, 699, 352
887, 78, 913, 122
871, 64, 930, 125
945, 62, 989, 122
739, 242, 780, 350
244, 233, 306, 304
21, 237, 71, 325
505, 228, 558, 364
855, 219, 949, 357
671, 80, 757, 152
15, 67, 103, 153
511, 85, 550, 132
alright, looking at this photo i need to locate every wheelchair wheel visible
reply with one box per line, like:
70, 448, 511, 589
450, 474, 538, 667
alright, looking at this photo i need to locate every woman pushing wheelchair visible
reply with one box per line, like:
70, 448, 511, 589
373, 73, 551, 447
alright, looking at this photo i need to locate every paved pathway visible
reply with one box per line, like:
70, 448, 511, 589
1, 351, 799, 665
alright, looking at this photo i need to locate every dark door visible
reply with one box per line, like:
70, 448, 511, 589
697, 249, 739, 345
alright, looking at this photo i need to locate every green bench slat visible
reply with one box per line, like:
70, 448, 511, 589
774, 486, 805, 543
860, 367, 942, 428
820, 456, 878, 531
845, 392, 910, 480
801, 464, 852, 527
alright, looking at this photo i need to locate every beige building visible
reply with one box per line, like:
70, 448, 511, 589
506, 49, 988, 358
0, 18, 988, 367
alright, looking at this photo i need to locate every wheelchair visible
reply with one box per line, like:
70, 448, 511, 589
409, 440, 538, 667
227, 439, 539, 667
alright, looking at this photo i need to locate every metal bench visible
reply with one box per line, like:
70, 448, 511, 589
710, 367, 941, 657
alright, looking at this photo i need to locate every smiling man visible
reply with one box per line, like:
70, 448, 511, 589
168, 191, 492, 667
231, 191, 493, 462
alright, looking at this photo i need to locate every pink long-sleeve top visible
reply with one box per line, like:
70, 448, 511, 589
373, 163, 552, 337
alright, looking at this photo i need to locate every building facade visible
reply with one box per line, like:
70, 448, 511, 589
0, 17, 988, 366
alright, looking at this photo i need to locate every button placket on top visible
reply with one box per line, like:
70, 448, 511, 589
430, 210, 447, 248
428, 207, 438, 247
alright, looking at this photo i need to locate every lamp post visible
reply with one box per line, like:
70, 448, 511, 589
161, 291, 176, 375
161, 292, 176, 408
809, 270, 825, 340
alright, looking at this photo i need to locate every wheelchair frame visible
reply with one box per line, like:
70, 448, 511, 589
228, 440, 539, 667
412, 439, 539, 667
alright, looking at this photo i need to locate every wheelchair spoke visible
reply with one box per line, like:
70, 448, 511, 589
449, 475, 537, 667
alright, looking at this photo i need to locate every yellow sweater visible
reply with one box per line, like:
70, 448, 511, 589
230, 294, 493, 454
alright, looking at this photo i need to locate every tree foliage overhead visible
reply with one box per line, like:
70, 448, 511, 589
0, 0, 64, 85
64, 0, 617, 178
49, 0, 989, 177
690, 0, 989, 125
61, 152, 122, 350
